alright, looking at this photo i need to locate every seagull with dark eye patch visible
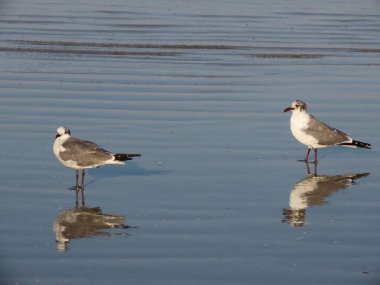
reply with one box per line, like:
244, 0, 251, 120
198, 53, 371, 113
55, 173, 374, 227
53, 126, 141, 205
284, 100, 371, 163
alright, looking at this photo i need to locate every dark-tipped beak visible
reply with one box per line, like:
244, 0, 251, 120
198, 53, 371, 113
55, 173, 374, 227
283, 106, 294, 112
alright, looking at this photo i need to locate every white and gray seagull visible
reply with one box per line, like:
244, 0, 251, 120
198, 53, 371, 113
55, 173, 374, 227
53, 126, 141, 203
284, 100, 371, 163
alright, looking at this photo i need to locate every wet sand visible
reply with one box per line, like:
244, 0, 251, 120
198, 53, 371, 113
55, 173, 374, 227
1, 0, 380, 284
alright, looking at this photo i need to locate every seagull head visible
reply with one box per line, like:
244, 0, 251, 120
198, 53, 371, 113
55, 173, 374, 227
56, 126, 71, 139
284, 100, 307, 113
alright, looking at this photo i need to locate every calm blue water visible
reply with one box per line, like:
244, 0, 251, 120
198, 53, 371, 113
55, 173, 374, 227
1, 0, 380, 284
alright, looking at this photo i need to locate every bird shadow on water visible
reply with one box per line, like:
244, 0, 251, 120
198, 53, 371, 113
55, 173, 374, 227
282, 162, 370, 227
53, 205, 136, 252
84, 162, 170, 187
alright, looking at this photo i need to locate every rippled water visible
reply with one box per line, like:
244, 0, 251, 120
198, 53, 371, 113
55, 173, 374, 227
1, 0, 380, 284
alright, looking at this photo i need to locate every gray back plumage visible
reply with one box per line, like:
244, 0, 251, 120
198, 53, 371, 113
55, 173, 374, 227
305, 115, 351, 146
60, 137, 113, 167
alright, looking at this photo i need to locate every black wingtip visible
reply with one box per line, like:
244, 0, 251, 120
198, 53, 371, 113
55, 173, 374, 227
114, 153, 142, 161
340, 140, 371, 149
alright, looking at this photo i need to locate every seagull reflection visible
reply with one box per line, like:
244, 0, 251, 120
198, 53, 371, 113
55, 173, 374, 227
282, 163, 370, 227
53, 206, 132, 252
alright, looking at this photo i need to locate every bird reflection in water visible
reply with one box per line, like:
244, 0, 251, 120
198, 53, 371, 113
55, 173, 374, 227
53, 206, 132, 252
282, 163, 370, 227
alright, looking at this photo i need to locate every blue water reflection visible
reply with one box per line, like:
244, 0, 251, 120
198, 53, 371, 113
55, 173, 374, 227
53, 206, 134, 252
283, 163, 370, 227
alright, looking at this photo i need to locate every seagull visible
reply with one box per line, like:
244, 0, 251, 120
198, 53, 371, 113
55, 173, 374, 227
53, 126, 141, 204
284, 100, 371, 163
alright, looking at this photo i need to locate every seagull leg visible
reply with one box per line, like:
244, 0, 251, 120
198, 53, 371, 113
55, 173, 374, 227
75, 170, 79, 206
75, 170, 79, 190
305, 148, 311, 162
81, 170, 85, 207
298, 148, 311, 162
313, 149, 318, 164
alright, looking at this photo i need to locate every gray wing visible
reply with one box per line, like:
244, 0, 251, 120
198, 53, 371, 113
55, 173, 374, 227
60, 137, 113, 167
305, 115, 351, 146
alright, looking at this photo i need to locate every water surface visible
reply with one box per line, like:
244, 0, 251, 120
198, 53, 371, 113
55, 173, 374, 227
1, 0, 380, 284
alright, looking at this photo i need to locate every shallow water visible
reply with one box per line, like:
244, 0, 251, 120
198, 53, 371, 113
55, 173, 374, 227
1, 0, 380, 284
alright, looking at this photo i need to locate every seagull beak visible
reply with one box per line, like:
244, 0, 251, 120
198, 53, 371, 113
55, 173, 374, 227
284, 106, 294, 112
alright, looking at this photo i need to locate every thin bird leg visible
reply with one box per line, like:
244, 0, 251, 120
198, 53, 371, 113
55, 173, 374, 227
81, 169, 85, 207
75, 170, 79, 192
75, 170, 79, 207
304, 148, 311, 162
313, 149, 318, 164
